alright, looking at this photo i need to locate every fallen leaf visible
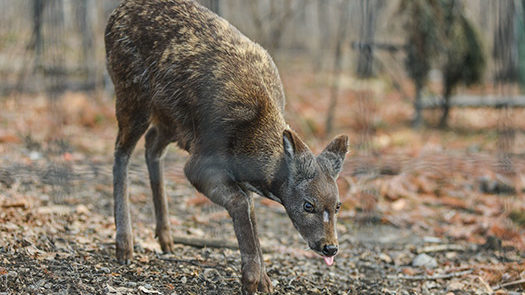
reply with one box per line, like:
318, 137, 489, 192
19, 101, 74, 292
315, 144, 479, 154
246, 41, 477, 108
0, 131, 20, 143
2, 200, 30, 209
138, 256, 150, 263
401, 267, 416, 276
138, 285, 161, 294
392, 199, 406, 211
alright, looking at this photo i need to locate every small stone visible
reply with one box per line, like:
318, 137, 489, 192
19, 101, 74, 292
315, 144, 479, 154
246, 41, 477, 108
401, 267, 416, 276
75, 204, 90, 215
379, 253, 392, 264
100, 267, 111, 274
392, 251, 414, 266
202, 268, 220, 282
29, 151, 41, 160
44, 282, 52, 289
445, 251, 457, 259
423, 236, 443, 243
447, 281, 464, 291
483, 235, 502, 250
423, 281, 439, 290
7, 271, 17, 278
412, 253, 437, 269
180, 276, 187, 284
126, 282, 137, 288
272, 279, 279, 287
144, 283, 152, 289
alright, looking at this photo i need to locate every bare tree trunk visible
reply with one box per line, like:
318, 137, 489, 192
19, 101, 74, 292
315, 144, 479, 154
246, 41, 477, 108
314, 0, 330, 71
248, 0, 296, 53
356, 0, 384, 78
94, 0, 106, 93
438, 84, 453, 128
493, 0, 519, 82
268, 0, 295, 53
32, 0, 44, 71
325, 0, 350, 136
480, 0, 490, 31
494, 1, 518, 175
412, 82, 423, 128
79, 0, 96, 89
497, 105, 515, 175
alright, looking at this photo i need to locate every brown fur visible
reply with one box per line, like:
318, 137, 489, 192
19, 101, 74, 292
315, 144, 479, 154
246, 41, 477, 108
105, 1, 348, 294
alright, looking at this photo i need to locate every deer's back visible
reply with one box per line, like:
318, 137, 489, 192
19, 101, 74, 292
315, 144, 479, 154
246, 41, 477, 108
105, 0, 286, 153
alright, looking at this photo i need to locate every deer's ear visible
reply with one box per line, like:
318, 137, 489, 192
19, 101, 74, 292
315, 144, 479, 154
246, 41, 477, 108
282, 130, 309, 160
318, 135, 349, 178
283, 130, 295, 160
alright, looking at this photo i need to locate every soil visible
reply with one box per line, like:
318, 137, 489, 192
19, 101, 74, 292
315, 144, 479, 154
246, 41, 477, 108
1, 143, 523, 295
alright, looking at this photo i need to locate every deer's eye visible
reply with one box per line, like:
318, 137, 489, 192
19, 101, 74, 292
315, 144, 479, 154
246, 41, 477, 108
335, 202, 341, 213
303, 201, 315, 213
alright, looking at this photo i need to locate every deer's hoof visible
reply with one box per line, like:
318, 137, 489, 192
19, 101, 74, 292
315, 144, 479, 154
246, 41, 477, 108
157, 227, 174, 253
116, 246, 133, 264
258, 271, 273, 293
116, 234, 133, 264
241, 262, 260, 295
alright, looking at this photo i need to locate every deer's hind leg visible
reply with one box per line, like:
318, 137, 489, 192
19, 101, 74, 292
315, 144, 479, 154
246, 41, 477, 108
145, 124, 175, 253
113, 86, 150, 264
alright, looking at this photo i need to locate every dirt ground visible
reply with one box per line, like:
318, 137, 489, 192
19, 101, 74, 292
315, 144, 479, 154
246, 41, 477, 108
0, 139, 523, 295
0, 72, 524, 294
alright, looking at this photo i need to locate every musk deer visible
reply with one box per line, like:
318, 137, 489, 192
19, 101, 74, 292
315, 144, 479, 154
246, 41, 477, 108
105, 0, 348, 293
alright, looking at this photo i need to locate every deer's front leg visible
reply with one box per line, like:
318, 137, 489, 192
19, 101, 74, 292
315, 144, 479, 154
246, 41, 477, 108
184, 158, 264, 295
228, 195, 264, 295
247, 193, 273, 293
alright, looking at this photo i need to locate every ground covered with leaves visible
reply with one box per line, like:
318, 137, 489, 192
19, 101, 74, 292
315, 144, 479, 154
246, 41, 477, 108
0, 71, 524, 294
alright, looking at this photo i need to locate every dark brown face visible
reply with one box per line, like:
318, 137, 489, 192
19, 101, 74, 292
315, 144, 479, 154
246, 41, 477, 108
280, 131, 348, 263
283, 162, 342, 257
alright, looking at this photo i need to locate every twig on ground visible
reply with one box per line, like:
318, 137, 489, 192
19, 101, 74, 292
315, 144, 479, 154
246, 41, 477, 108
172, 235, 272, 253
395, 269, 473, 281
173, 235, 238, 250
1, 201, 29, 209
476, 276, 493, 293
416, 244, 466, 254
493, 278, 525, 290
158, 256, 224, 269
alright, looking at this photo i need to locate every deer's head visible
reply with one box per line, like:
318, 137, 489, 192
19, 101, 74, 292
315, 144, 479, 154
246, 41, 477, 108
278, 130, 348, 265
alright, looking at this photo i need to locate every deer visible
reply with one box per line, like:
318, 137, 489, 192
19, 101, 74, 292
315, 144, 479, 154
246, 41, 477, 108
105, 0, 349, 294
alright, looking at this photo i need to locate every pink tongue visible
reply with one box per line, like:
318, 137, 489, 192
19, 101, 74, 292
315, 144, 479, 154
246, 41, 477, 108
323, 256, 334, 266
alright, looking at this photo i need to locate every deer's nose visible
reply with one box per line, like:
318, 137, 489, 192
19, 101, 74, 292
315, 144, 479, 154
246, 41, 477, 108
322, 244, 338, 256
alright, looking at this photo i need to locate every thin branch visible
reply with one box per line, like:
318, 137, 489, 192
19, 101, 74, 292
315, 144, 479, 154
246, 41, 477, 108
416, 244, 466, 254
395, 269, 473, 281
476, 276, 493, 293
172, 235, 272, 253
493, 279, 525, 290
173, 235, 238, 250
158, 256, 226, 269
325, 0, 350, 136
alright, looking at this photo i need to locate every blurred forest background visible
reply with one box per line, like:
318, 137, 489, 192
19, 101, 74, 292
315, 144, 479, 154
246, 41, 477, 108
0, 0, 524, 293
